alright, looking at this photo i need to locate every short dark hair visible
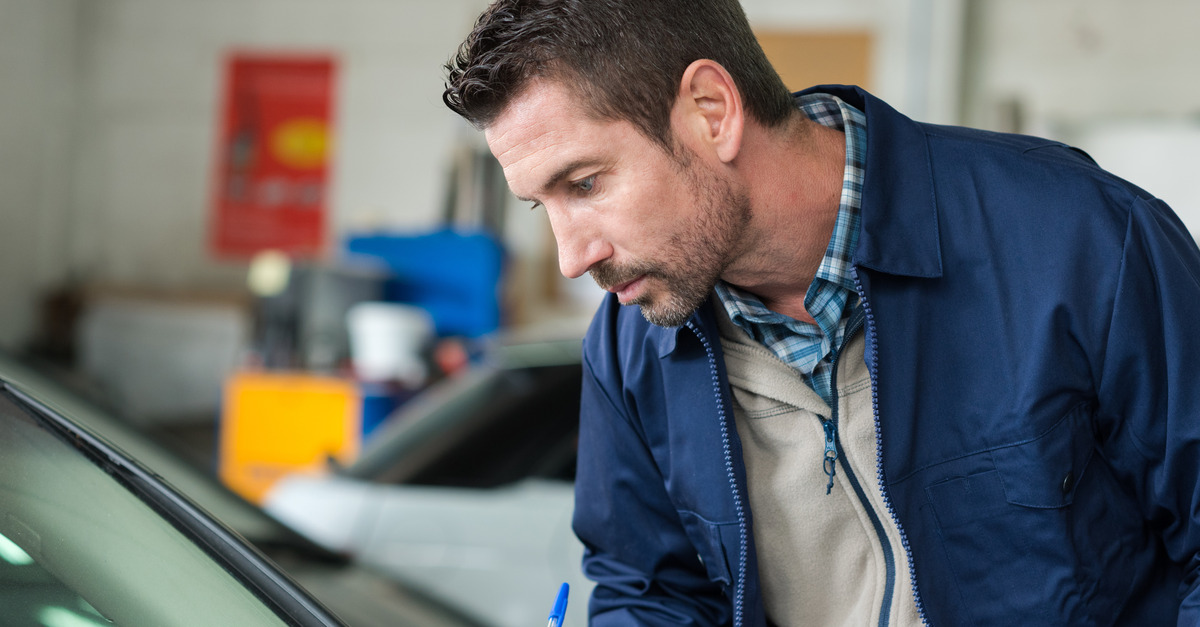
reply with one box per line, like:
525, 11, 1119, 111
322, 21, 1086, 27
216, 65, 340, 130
442, 0, 795, 150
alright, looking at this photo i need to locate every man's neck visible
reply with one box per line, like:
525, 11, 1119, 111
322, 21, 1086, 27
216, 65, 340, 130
721, 115, 846, 323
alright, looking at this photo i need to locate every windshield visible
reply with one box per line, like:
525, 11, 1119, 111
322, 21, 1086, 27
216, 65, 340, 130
0, 387, 293, 626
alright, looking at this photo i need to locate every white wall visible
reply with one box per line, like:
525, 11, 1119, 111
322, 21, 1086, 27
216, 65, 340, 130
1, 0, 496, 349
67, 0, 491, 293
0, 0, 80, 348
962, 0, 1200, 132
3, 0, 1200, 349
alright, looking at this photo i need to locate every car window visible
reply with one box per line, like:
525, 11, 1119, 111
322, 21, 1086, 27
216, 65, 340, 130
403, 363, 582, 487
354, 362, 581, 488
0, 388, 293, 626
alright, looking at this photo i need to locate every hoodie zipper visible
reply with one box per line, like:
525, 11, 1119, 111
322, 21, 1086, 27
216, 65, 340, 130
851, 265, 930, 625
823, 309, 898, 627
691, 304, 902, 627
822, 309, 866, 494
687, 319, 748, 627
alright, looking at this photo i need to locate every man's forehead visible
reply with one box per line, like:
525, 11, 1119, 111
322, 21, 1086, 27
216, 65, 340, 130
485, 81, 581, 158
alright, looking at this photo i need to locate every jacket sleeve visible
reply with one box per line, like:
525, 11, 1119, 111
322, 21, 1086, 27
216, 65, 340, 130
572, 345, 732, 625
1094, 196, 1200, 625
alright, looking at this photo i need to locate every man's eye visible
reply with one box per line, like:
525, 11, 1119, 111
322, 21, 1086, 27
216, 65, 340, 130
574, 176, 595, 193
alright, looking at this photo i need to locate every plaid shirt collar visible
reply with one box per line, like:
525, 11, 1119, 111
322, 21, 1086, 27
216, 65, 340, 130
714, 93, 867, 404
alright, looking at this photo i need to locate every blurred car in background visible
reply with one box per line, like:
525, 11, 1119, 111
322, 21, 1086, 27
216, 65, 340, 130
264, 338, 593, 627
0, 353, 478, 626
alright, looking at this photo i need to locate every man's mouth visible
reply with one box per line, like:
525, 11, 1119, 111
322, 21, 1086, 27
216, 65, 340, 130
605, 275, 646, 304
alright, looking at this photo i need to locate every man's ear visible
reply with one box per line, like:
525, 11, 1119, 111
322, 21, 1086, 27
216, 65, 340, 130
674, 59, 744, 163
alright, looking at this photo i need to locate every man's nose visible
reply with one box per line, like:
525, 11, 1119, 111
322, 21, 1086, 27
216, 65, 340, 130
547, 210, 609, 279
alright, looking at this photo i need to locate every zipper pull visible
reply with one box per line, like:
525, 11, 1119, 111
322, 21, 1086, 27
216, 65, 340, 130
821, 419, 838, 495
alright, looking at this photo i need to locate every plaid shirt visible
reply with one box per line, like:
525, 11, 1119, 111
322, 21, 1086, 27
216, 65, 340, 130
714, 93, 866, 405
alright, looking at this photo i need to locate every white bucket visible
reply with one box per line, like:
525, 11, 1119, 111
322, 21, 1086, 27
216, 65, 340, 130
346, 302, 434, 385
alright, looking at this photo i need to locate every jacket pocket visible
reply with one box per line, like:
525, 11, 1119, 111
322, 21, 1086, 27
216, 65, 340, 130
677, 510, 739, 591
923, 404, 1101, 625
992, 404, 1094, 509
928, 403, 1094, 525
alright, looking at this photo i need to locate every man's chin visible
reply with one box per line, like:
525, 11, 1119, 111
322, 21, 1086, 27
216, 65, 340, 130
631, 298, 698, 328
607, 275, 714, 327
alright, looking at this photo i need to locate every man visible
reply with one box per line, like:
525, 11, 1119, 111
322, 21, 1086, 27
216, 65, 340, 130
443, 1, 1200, 625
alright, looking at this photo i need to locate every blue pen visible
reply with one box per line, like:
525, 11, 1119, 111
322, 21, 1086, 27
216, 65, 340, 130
547, 582, 569, 627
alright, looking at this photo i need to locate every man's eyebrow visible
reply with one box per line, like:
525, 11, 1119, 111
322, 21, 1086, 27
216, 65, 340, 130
518, 158, 603, 203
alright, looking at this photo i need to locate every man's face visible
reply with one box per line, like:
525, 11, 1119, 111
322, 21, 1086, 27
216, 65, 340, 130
485, 80, 750, 327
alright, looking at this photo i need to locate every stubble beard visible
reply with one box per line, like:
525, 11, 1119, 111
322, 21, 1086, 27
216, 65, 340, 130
589, 153, 751, 327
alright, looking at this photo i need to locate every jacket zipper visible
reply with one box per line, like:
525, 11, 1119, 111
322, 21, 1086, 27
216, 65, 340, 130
687, 320, 748, 627
851, 266, 930, 625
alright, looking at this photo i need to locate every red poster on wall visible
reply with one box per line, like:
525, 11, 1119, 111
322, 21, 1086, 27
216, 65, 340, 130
210, 54, 336, 259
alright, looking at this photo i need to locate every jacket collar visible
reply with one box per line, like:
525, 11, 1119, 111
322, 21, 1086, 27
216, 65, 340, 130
799, 85, 944, 279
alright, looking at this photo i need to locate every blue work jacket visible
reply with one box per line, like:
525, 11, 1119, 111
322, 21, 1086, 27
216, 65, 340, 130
573, 85, 1200, 626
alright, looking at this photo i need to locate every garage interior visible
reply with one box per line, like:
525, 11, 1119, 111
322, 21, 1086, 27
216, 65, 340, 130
2, 1, 1200, 625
